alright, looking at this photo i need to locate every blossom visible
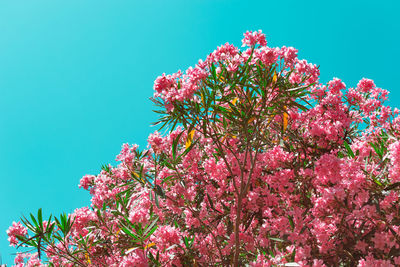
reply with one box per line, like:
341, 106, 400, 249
79, 174, 95, 190
6, 222, 27, 247
242, 30, 267, 47
357, 78, 376, 93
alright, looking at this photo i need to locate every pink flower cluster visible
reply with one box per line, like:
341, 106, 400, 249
242, 30, 267, 47
6, 222, 27, 247
13, 253, 44, 267
153, 30, 319, 113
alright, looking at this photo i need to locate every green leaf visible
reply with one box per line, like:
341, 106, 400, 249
162, 159, 174, 169
372, 176, 383, 186
143, 217, 159, 237
292, 101, 308, 112
343, 141, 355, 158
213, 104, 228, 114
101, 164, 111, 174
30, 213, 39, 230
121, 227, 139, 240
210, 63, 217, 80
171, 131, 184, 161
288, 215, 294, 230
21, 215, 36, 232
37, 209, 43, 230
370, 142, 382, 159
144, 224, 158, 240
183, 236, 189, 248
154, 193, 160, 208
45, 214, 53, 234
268, 237, 285, 242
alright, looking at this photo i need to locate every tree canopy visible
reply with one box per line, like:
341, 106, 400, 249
7, 30, 400, 266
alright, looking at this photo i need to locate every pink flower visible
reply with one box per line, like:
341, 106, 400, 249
327, 78, 346, 94
389, 141, 400, 183
14, 253, 27, 265
121, 250, 148, 267
153, 225, 181, 250
153, 73, 177, 94
25, 253, 44, 267
256, 47, 278, 66
71, 207, 96, 237
6, 221, 27, 247
116, 143, 138, 165
355, 241, 368, 253
242, 30, 267, 47
79, 174, 95, 190
148, 131, 165, 154
280, 46, 298, 66
357, 78, 375, 93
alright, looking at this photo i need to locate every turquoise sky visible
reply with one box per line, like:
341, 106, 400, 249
0, 0, 399, 264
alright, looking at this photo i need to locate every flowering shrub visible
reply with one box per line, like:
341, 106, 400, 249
7, 30, 400, 266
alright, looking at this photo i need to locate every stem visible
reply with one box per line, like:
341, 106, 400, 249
233, 120, 250, 266
233, 192, 243, 267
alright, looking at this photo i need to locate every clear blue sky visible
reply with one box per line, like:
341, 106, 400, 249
0, 0, 399, 264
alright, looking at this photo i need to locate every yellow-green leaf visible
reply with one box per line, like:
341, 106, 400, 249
272, 71, 278, 84
144, 242, 156, 250
185, 130, 195, 149
283, 112, 288, 132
